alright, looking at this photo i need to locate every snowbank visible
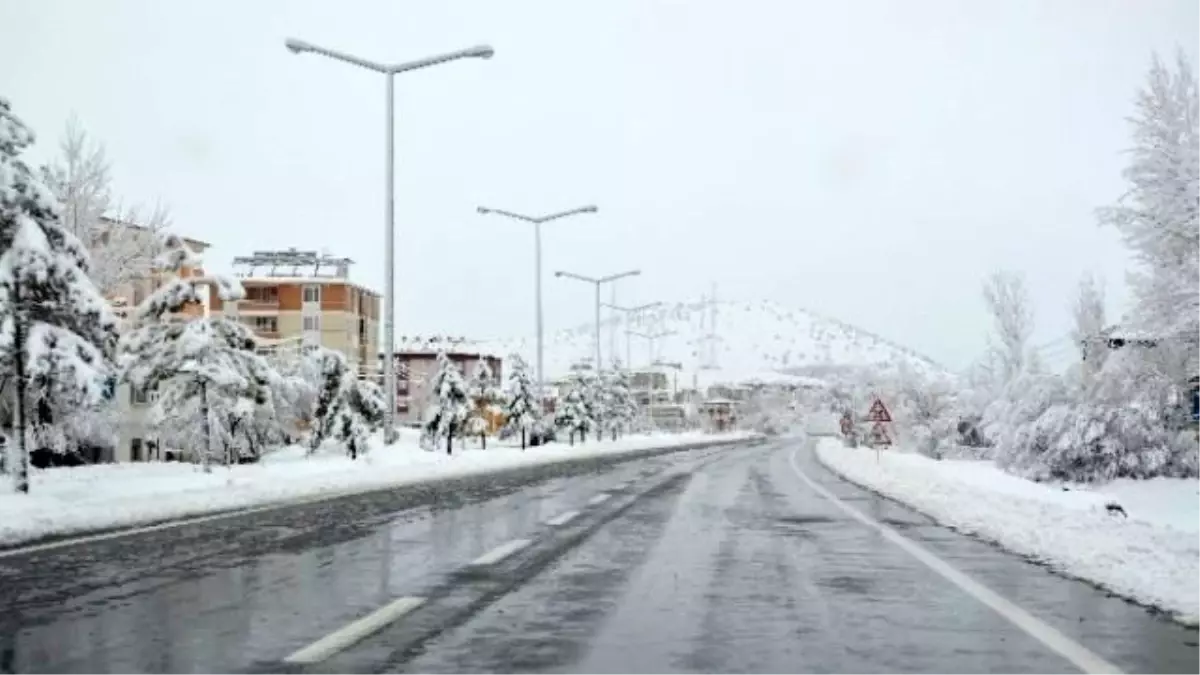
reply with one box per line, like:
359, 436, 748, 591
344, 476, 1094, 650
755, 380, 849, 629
0, 431, 758, 550
814, 438, 1200, 625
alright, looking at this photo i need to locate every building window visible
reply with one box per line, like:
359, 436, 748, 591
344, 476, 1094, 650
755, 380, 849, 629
302, 285, 321, 303
253, 316, 278, 333
303, 315, 320, 331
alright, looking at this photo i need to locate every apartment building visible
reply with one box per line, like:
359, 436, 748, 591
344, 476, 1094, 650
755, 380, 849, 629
384, 337, 502, 427
215, 249, 381, 375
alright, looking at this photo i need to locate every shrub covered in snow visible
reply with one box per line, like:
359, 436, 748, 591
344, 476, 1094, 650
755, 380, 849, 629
308, 347, 384, 460
423, 351, 471, 454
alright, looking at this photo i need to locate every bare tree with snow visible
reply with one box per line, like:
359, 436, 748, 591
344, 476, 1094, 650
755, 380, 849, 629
0, 99, 119, 492
41, 116, 172, 297
1071, 273, 1109, 378
981, 270, 1035, 385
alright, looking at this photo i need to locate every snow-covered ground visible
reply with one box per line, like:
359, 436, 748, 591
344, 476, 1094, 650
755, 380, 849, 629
0, 430, 758, 550
814, 438, 1200, 625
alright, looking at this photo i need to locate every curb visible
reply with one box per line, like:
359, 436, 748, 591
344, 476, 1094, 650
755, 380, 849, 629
0, 434, 765, 557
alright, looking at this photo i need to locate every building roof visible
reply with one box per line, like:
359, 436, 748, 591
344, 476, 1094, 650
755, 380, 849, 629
232, 249, 354, 279
98, 216, 210, 250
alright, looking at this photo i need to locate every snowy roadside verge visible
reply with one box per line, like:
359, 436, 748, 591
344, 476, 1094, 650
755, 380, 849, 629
0, 431, 762, 551
813, 438, 1200, 625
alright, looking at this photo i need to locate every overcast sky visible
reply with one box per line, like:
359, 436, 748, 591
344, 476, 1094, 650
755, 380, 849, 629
1, 0, 1196, 370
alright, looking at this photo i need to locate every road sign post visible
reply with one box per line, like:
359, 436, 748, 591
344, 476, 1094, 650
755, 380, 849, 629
864, 396, 893, 461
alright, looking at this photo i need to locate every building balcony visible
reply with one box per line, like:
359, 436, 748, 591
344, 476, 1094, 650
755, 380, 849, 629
237, 300, 280, 312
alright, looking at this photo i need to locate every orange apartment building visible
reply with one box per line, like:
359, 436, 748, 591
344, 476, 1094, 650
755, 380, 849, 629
214, 249, 381, 374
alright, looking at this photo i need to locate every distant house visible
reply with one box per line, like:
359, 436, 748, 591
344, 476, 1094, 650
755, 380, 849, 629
382, 337, 502, 427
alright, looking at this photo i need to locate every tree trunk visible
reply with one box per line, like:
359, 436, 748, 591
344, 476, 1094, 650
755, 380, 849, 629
446, 430, 453, 455
481, 431, 487, 450
569, 430, 575, 446
200, 381, 212, 473
611, 427, 617, 441
12, 279, 29, 494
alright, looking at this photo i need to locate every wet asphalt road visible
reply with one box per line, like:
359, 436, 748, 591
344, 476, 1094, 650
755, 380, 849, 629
0, 437, 1196, 674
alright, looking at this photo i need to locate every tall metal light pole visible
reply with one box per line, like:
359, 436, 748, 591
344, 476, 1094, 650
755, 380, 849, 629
476, 205, 598, 398
285, 37, 493, 444
602, 301, 661, 369
555, 269, 641, 372
628, 328, 676, 368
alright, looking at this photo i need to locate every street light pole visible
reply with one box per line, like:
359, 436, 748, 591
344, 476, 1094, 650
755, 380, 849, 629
555, 269, 641, 372
603, 302, 661, 369
286, 38, 493, 444
476, 205, 598, 397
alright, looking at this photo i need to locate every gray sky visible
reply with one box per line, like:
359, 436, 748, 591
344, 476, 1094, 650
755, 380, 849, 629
1, 0, 1196, 370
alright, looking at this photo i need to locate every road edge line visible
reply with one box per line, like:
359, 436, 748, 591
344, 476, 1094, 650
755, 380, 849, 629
787, 445, 1123, 675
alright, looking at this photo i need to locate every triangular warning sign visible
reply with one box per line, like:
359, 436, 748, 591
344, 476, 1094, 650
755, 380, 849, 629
866, 398, 892, 423
870, 421, 892, 445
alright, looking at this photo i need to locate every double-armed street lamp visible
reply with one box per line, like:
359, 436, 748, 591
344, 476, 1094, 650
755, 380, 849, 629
285, 37, 493, 443
555, 269, 641, 372
602, 301, 662, 369
476, 205, 598, 397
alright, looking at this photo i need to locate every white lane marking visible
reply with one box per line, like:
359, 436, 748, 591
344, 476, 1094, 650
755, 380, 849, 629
545, 510, 580, 527
787, 447, 1122, 675
612, 481, 630, 491
283, 595, 425, 665
469, 538, 532, 566
587, 493, 611, 506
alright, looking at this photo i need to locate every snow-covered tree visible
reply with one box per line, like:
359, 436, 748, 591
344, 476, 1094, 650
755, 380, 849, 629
1098, 51, 1199, 379
0, 99, 119, 492
41, 116, 171, 296
466, 355, 503, 449
424, 351, 470, 454
605, 369, 637, 440
263, 343, 322, 444
581, 371, 607, 441
1071, 273, 1109, 378
307, 347, 384, 459
117, 232, 273, 471
555, 378, 591, 445
503, 354, 538, 449
981, 270, 1035, 385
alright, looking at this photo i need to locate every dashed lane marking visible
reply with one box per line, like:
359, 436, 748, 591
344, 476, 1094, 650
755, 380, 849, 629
587, 493, 611, 506
468, 538, 533, 567
545, 510, 580, 527
283, 596, 426, 665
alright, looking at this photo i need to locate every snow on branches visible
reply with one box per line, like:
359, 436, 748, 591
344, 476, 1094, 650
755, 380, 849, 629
308, 346, 384, 460
117, 231, 272, 470
503, 354, 538, 449
1, 98, 119, 491
424, 351, 471, 454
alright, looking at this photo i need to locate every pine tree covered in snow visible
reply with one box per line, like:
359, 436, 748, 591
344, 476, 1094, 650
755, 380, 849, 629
424, 351, 470, 454
117, 232, 273, 471
466, 355, 503, 449
555, 378, 591, 445
503, 354, 537, 449
307, 346, 384, 459
580, 371, 605, 442
1, 99, 119, 492
605, 369, 637, 440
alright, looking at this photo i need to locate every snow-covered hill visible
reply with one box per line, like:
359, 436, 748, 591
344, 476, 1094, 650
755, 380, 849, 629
484, 298, 947, 388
